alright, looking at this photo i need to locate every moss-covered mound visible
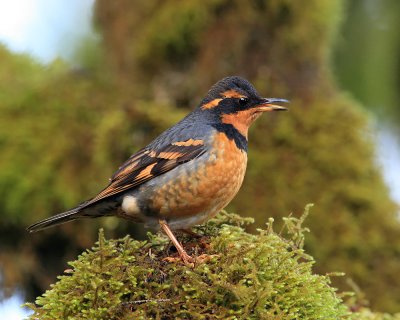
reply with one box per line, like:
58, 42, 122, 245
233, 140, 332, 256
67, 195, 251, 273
25, 210, 400, 319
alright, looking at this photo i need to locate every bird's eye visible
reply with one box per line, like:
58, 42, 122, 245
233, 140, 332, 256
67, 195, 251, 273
239, 97, 248, 106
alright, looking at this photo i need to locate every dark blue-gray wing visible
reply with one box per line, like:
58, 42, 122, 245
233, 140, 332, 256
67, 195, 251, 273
88, 121, 211, 204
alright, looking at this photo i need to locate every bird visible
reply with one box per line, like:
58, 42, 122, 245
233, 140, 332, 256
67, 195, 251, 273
27, 76, 288, 266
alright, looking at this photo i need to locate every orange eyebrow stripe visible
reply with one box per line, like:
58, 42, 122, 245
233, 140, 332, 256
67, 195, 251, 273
173, 139, 204, 147
201, 98, 223, 110
221, 89, 246, 99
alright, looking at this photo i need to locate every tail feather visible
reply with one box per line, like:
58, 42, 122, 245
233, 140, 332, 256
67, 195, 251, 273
27, 206, 84, 232
27, 200, 119, 233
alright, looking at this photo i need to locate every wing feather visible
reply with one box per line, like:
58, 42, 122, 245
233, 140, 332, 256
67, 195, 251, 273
88, 139, 206, 204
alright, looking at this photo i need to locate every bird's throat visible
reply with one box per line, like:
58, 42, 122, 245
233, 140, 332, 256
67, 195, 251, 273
221, 109, 261, 139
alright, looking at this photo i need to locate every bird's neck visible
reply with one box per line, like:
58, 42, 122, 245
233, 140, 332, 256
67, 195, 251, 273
211, 123, 248, 152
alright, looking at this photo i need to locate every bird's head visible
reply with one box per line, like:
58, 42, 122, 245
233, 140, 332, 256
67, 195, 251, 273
198, 76, 288, 138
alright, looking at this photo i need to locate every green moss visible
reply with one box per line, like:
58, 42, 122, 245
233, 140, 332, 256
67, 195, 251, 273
25, 209, 366, 319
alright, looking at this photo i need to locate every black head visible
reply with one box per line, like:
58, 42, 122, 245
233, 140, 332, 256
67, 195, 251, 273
199, 76, 288, 116
195, 77, 288, 151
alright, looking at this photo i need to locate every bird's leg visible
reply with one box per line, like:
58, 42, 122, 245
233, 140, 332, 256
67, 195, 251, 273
159, 219, 195, 267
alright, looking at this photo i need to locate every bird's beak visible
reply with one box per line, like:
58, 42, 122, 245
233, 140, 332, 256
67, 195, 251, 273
255, 98, 289, 112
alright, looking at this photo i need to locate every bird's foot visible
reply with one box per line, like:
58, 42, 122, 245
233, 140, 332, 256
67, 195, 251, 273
163, 252, 195, 267
163, 253, 218, 267
195, 253, 219, 264
159, 219, 217, 267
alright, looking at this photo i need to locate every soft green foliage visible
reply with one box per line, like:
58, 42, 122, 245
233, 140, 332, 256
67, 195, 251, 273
26, 211, 350, 319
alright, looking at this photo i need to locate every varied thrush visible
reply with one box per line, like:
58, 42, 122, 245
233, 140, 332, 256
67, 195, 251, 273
27, 76, 288, 266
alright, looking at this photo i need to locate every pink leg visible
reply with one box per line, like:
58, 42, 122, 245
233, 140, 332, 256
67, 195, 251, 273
159, 220, 195, 266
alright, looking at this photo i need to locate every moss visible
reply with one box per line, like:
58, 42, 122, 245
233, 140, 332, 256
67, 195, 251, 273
26, 208, 397, 320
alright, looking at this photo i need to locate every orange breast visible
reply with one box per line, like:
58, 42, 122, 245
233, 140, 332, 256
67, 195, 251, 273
150, 132, 247, 221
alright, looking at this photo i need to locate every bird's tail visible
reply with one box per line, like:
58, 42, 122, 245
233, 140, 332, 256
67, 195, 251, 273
27, 199, 120, 233
26, 205, 86, 233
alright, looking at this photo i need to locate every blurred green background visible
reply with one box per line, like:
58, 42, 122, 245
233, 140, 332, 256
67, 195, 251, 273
0, 0, 399, 315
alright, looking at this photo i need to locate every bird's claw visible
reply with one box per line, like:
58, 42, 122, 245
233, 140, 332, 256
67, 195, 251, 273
163, 253, 218, 267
